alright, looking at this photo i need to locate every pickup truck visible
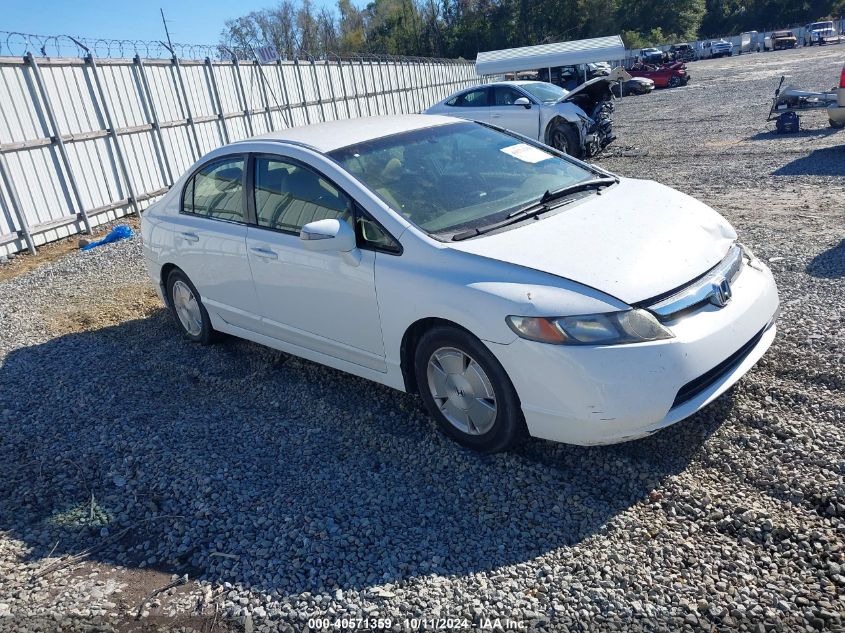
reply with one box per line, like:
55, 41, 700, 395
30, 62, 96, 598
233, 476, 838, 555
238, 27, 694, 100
701, 40, 734, 58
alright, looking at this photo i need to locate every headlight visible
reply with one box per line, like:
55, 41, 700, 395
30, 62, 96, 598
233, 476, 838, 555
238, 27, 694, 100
506, 309, 674, 346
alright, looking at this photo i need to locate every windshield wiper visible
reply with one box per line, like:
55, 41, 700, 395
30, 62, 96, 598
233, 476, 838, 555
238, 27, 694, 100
451, 198, 574, 241
539, 177, 617, 204
450, 177, 617, 242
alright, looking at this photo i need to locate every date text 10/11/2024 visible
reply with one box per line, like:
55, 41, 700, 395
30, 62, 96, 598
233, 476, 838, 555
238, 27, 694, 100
307, 617, 528, 630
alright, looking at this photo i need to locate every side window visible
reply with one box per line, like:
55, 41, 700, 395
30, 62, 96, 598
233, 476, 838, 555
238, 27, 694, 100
254, 157, 353, 233
452, 88, 489, 107
182, 157, 245, 223
493, 87, 527, 106
356, 212, 401, 254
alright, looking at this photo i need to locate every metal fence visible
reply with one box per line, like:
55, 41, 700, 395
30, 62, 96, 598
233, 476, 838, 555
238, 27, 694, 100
0, 49, 479, 256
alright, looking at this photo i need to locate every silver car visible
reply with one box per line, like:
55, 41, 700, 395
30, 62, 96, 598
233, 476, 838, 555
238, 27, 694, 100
425, 75, 622, 158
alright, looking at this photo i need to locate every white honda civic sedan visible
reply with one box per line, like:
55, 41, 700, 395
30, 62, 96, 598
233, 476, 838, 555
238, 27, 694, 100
141, 115, 779, 452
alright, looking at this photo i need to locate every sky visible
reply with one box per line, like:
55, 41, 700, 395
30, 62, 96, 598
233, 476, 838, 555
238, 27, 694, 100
3, 0, 341, 45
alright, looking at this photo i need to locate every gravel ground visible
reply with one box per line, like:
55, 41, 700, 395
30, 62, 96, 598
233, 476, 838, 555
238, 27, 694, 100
0, 46, 843, 632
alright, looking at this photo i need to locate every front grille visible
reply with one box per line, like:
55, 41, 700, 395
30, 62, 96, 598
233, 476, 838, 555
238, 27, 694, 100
671, 325, 767, 409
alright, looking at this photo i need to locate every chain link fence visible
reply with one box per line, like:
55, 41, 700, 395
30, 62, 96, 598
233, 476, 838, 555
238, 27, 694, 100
0, 32, 480, 256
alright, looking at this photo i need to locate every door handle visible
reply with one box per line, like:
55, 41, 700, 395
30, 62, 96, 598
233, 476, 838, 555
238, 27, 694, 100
491, 113, 502, 118
250, 247, 278, 260
178, 231, 199, 243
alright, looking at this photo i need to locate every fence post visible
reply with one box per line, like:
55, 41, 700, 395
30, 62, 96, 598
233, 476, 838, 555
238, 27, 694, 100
253, 61, 275, 131
293, 57, 311, 125
377, 58, 390, 114
204, 57, 230, 145
408, 57, 421, 112
346, 58, 362, 117
24, 52, 92, 234
357, 58, 372, 117
400, 58, 414, 113
0, 153, 37, 254
422, 58, 436, 108
85, 53, 140, 216
232, 57, 255, 137
324, 59, 340, 120
382, 56, 399, 114
134, 54, 174, 186
170, 54, 202, 159
309, 57, 327, 122
276, 60, 294, 128
334, 56, 351, 119
366, 58, 382, 116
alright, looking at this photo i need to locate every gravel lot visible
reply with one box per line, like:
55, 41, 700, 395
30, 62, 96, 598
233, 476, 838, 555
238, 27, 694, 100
0, 45, 843, 632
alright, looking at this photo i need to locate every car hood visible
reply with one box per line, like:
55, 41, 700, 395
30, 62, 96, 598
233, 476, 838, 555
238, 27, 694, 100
557, 67, 631, 103
447, 178, 737, 304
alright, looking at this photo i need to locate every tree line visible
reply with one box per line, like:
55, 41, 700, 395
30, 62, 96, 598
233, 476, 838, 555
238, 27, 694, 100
220, 0, 845, 59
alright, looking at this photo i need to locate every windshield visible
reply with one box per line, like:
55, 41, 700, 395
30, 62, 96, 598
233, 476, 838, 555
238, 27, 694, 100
811, 22, 833, 30
329, 122, 596, 237
519, 82, 567, 103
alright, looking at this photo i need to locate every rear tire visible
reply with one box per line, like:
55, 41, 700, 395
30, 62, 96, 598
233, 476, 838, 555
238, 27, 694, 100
549, 123, 581, 157
830, 119, 845, 129
166, 269, 216, 345
414, 326, 524, 453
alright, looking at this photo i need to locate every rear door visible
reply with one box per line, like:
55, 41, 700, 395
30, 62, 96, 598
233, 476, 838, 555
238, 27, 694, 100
171, 155, 260, 329
488, 86, 540, 139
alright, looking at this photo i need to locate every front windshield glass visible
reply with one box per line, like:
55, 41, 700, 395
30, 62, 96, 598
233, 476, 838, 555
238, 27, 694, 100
519, 82, 567, 103
329, 122, 595, 237
811, 22, 833, 29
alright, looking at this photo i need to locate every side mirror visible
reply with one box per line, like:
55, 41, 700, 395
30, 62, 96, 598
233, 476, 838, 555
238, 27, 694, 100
514, 97, 532, 108
299, 218, 357, 253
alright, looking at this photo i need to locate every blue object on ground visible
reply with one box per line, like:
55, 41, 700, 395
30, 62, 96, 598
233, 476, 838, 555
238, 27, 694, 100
81, 225, 134, 251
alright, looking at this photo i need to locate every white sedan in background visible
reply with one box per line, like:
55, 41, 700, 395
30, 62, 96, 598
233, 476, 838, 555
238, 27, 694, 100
425, 76, 623, 157
141, 115, 779, 452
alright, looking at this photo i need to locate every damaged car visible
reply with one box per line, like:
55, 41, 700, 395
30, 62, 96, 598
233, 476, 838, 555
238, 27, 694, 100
425, 69, 627, 158
627, 61, 690, 88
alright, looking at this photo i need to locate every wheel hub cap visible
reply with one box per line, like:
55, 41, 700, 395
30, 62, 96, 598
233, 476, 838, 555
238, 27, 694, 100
172, 280, 202, 337
426, 347, 497, 435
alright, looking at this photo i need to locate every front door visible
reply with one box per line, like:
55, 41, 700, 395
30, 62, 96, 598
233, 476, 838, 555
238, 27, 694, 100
245, 155, 386, 372
488, 86, 540, 139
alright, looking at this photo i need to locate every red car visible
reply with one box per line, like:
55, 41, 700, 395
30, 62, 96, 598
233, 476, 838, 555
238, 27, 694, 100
627, 62, 690, 88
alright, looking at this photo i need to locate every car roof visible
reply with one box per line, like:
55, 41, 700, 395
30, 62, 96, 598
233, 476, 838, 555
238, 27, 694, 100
239, 114, 459, 153
489, 81, 549, 87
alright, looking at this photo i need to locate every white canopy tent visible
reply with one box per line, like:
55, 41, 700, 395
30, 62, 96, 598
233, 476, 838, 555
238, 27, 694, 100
475, 35, 626, 76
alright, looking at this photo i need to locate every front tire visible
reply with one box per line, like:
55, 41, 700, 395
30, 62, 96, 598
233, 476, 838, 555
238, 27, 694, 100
830, 119, 845, 129
667, 76, 682, 88
166, 269, 216, 344
414, 326, 523, 452
549, 123, 581, 157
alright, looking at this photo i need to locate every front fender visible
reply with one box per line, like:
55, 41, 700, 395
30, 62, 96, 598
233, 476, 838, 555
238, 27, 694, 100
542, 103, 590, 145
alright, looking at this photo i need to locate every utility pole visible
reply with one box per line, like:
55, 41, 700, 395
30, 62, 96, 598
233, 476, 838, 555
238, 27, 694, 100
160, 8, 174, 50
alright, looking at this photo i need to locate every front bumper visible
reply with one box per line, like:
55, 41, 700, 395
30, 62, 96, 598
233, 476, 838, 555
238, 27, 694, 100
488, 260, 779, 445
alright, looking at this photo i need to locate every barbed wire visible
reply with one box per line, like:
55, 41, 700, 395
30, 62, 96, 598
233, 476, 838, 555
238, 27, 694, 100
0, 30, 469, 64
0, 31, 228, 59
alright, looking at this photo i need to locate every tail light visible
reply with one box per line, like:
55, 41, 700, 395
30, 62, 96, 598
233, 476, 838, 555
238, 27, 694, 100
840, 66, 845, 88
